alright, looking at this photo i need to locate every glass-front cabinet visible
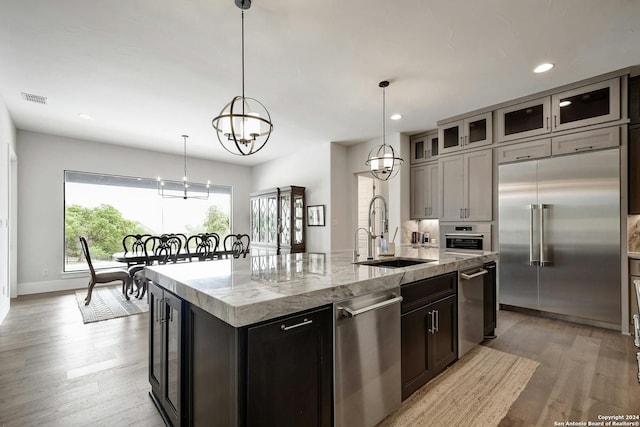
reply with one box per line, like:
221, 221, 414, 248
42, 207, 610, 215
497, 78, 621, 142
438, 112, 492, 155
251, 186, 306, 254
410, 130, 439, 164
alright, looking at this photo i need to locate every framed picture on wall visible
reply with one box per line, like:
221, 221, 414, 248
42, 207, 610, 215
307, 205, 325, 226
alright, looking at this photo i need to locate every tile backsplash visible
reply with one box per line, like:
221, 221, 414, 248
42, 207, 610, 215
401, 219, 439, 245
629, 215, 640, 252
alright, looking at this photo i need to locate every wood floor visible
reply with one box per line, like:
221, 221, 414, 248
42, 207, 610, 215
0, 290, 638, 426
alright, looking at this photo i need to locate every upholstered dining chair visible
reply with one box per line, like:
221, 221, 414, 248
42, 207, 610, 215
223, 233, 251, 258
79, 236, 132, 305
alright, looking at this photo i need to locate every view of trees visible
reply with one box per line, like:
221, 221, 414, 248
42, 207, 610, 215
66, 203, 231, 264
203, 205, 231, 237
65, 204, 147, 262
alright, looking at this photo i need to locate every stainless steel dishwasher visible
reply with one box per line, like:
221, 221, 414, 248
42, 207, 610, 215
334, 288, 403, 427
458, 266, 487, 357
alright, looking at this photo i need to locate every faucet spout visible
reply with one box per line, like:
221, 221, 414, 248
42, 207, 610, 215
353, 227, 370, 262
368, 195, 389, 259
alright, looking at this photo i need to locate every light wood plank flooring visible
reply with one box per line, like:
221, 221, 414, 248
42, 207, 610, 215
0, 291, 638, 426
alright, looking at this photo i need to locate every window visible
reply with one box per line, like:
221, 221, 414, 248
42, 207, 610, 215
64, 170, 232, 272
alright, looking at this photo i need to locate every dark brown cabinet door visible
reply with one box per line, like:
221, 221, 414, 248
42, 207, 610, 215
630, 128, 640, 214
429, 295, 457, 374
400, 305, 432, 400
148, 282, 183, 427
246, 306, 332, 427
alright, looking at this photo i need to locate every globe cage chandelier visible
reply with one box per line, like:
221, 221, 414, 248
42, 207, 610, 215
212, 0, 273, 156
157, 135, 211, 200
365, 81, 404, 180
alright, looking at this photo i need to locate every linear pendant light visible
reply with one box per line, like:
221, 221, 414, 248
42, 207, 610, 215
157, 135, 211, 200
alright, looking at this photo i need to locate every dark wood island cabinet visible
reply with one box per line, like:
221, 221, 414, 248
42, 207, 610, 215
148, 281, 333, 427
400, 271, 458, 400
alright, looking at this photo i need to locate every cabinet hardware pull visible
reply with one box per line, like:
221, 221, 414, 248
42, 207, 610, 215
425, 207, 427, 216
434, 309, 439, 332
574, 146, 593, 152
340, 295, 403, 318
554, 115, 557, 128
428, 310, 435, 334
460, 208, 463, 218
155, 299, 160, 322
516, 155, 531, 160
460, 269, 488, 280
281, 318, 313, 331
546, 117, 549, 130
465, 135, 468, 145
464, 208, 468, 218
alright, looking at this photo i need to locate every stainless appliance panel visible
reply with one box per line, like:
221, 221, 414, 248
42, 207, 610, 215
334, 288, 402, 427
498, 161, 539, 310
458, 267, 486, 357
536, 150, 621, 323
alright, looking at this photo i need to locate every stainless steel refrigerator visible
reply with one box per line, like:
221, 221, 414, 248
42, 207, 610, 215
498, 149, 621, 328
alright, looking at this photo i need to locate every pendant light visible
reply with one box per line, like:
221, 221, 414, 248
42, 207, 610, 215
365, 81, 404, 180
212, 0, 273, 156
157, 135, 211, 200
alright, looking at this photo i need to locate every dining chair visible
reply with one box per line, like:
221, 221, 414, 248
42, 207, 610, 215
145, 235, 182, 264
79, 236, 132, 305
223, 233, 251, 258
186, 234, 217, 261
122, 234, 152, 266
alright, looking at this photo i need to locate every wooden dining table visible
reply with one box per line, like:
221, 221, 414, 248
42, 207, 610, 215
112, 249, 243, 265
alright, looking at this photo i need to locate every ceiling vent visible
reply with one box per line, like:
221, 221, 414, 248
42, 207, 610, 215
21, 92, 47, 104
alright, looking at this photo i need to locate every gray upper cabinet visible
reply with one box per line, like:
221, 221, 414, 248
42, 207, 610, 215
497, 78, 621, 142
497, 97, 551, 142
438, 112, 492, 155
551, 78, 620, 132
410, 163, 438, 219
410, 131, 439, 164
439, 148, 492, 221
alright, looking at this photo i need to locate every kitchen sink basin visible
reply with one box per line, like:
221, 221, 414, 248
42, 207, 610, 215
354, 258, 436, 268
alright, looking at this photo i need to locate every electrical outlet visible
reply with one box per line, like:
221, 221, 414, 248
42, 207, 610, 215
42, 268, 49, 277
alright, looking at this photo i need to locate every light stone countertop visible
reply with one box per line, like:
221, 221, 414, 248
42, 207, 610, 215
145, 246, 499, 328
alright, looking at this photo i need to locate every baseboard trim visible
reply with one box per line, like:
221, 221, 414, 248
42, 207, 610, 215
0, 297, 9, 325
18, 276, 92, 295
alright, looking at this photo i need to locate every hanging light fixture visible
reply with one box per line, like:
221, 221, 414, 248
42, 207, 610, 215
365, 81, 404, 180
212, 0, 273, 156
157, 135, 211, 200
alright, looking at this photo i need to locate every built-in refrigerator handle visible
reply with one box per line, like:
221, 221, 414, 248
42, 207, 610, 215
528, 204, 539, 266
539, 204, 550, 266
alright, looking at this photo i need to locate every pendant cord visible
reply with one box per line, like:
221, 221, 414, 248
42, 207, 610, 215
382, 86, 386, 149
183, 135, 188, 181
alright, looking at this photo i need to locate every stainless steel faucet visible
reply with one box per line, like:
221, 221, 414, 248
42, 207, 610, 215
353, 227, 370, 262
368, 195, 388, 260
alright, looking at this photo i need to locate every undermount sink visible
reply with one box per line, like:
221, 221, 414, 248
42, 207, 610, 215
354, 257, 436, 268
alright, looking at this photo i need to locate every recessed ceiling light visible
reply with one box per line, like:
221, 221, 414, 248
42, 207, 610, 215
77, 113, 93, 121
390, 114, 402, 121
533, 63, 554, 73
559, 100, 571, 107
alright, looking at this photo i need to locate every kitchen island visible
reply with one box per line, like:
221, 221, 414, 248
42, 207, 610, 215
145, 247, 498, 427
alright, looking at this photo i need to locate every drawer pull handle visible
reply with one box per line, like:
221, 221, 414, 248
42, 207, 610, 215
339, 295, 403, 318
460, 269, 488, 280
574, 146, 593, 152
516, 155, 531, 160
281, 318, 313, 331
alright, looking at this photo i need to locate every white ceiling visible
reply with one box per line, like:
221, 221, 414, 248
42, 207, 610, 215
1, 0, 639, 166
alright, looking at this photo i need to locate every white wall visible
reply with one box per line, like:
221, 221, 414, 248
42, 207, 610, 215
330, 143, 350, 250
0, 96, 17, 323
251, 143, 331, 252
17, 130, 252, 295
343, 133, 411, 247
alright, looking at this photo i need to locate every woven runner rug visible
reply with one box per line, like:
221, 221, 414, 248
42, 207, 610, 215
379, 345, 539, 427
75, 286, 148, 324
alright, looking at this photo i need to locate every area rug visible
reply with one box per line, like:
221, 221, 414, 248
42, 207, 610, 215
378, 345, 539, 427
75, 286, 148, 324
